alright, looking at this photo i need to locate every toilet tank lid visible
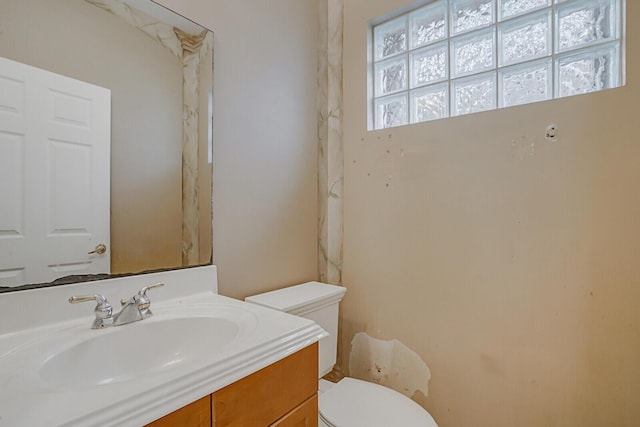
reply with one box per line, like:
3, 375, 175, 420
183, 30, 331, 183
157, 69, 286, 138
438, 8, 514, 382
245, 282, 346, 314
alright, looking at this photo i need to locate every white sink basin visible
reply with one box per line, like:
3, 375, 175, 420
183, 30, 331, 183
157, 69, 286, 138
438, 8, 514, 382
40, 314, 248, 390
0, 275, 326, 427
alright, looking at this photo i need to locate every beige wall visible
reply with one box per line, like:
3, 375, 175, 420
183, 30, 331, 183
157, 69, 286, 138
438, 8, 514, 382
0, 0, 183, 275
342, 1, 640, 426
158, 0, 319, 299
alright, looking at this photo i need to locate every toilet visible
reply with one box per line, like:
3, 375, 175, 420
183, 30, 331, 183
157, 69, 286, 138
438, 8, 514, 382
246, 282, 438, 427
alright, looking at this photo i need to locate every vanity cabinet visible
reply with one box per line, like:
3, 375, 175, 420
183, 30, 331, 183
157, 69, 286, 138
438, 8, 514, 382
145, 395, 211, 427
146, 342, 318, 427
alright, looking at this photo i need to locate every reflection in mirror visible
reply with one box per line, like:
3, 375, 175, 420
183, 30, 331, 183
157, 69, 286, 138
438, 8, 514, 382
0, 0, 213, 292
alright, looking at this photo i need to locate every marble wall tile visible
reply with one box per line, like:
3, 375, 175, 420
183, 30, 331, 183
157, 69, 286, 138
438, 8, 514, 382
318, 0, 344, 284
176, 30, 211, 266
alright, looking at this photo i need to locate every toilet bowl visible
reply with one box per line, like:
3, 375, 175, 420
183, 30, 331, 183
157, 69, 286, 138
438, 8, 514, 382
246, 282, 438, 427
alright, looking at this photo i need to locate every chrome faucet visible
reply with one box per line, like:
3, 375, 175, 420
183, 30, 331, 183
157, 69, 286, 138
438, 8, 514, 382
69, 283, 164, 329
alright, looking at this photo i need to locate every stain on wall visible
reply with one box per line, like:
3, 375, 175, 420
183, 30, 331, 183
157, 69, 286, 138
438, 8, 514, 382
349, 332, 432, 399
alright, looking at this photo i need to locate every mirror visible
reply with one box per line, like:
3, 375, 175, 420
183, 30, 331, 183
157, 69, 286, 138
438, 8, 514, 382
0, 0, 213, 292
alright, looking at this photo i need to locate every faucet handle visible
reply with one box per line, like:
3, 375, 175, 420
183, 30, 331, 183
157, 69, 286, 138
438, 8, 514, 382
118, 282, 165, 319
139, 282, 164, 296
120, 283, 165, 306
68, 294, 113, 329
136, 283, 164, 314
69, 294, 111, 309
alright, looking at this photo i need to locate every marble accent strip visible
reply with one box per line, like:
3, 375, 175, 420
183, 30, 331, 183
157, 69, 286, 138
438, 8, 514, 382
318, 0, 344, 285
175, 29, 210, 266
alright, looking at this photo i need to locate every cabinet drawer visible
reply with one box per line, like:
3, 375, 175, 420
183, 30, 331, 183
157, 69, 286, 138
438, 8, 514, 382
145, 395, 211, 427
270, 394, 318, 427
213, 342, 318, 426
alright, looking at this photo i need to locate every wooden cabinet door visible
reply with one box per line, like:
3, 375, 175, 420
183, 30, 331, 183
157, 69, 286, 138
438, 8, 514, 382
212, 343, 318, 426
146, 344, 318, 427
271, 395, 318, 427
145, 395, 211, 427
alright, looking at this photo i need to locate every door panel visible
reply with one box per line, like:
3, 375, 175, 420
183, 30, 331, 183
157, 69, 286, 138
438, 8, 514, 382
0, 56, 110, 286
0, 131, 24, 236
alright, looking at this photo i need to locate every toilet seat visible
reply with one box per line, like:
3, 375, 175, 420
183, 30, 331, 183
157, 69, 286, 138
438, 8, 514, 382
318, 378, 438, 427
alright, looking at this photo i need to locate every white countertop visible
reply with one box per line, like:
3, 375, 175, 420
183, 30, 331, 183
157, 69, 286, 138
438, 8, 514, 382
0, 266, 326, 427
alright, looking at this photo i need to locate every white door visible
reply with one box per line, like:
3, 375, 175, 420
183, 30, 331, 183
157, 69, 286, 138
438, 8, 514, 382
0, 56, 111, 287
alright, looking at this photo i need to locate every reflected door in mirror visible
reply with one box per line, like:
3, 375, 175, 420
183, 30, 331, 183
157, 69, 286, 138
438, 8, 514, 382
0, 57, 111, 287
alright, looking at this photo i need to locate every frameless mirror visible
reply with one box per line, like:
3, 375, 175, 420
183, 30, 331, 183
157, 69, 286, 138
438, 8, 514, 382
0, 0, 213, 292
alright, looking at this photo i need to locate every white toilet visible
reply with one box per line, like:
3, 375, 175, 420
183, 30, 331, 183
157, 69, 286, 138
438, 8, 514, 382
246, 282, 438, 427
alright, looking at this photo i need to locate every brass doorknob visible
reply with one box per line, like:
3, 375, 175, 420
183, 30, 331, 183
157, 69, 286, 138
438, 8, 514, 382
88, 244, 107, 255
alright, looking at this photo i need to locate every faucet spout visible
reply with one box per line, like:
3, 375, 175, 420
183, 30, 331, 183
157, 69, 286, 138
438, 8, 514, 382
113, 282, 165, 326
112, 299, 144, 326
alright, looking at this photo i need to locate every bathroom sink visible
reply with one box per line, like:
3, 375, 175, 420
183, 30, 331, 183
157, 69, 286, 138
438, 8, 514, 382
40, 316, 241, 390
0, 267, 328, 427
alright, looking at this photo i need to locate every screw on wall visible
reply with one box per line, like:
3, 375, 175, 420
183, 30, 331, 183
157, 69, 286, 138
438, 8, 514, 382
545, 123, 558, 141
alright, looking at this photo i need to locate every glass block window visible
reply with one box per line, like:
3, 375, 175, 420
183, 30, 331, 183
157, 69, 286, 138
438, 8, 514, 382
371, 0, 624, 130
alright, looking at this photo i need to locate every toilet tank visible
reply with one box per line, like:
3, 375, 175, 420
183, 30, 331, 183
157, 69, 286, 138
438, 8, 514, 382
245, 282, 346, 377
